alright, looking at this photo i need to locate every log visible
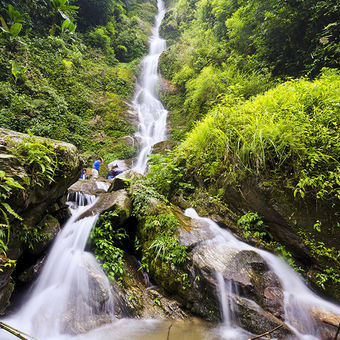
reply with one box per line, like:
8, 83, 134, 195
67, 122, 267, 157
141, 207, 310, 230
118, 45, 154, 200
167, 324, 172, 340
248, 324, 283, 340
0, 321, 38, 340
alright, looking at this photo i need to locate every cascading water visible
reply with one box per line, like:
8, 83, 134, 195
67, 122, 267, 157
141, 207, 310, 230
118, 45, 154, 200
185, 208, 340, 340
0, 193, 116, 339
133, 0, 168, 174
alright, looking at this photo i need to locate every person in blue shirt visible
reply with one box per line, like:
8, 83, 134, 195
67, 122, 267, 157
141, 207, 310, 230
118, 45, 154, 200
91, 157, 103, 180
79, 168, 89, 180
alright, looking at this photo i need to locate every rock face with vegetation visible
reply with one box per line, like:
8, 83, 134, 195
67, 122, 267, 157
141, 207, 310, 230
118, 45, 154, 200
73, 172, 293, 336
0, 0, 158, 164
0, 128, 82, 313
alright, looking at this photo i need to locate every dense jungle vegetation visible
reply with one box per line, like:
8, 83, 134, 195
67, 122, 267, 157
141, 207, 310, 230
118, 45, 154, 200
160, 0, 339, 138
1, 0, 340, 299
0, 0, 158, 161
153, 0, 340, 295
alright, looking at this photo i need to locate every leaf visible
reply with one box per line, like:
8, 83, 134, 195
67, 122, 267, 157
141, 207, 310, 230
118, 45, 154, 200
58, 10, 70, 21
1, 203, 22, 221
4, 177, 24, 189
0, 16, 9, 32
10, 22, 22, 37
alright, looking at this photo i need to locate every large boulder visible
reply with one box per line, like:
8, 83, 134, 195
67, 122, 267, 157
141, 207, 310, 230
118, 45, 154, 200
77, 190, 132, 224
68, 180, 110, 196
190, 176, 340, 299
108, 170, 143, 192
0, 128, 83, 313
131, 186, 294, 338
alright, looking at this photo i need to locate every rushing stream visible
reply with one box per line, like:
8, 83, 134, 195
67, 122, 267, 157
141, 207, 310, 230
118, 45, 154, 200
185, 208, 340, 340
133, 0, 168, 174
0, 194, 116, 339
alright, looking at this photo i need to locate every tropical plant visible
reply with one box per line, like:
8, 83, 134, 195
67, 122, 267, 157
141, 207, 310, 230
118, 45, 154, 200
90, 211, 128, 284
48, 0, 79, 35
0, 170, 24, 256
9, 60, 26, 84
11, 136, 58, 187
0, 4, 24, 38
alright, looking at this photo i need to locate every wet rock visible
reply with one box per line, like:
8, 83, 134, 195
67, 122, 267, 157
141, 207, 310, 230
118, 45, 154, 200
118, 136, 136, 147
0, 255, 15, 314
0, 128, 82, 313
310, 307, 340, 340
111, 254, 190, 320
68, 180, 109, 195
235, 296, 292, 338
108, 170, 144, 192
151, 141, 177, 155
77, 190, 131, 223
61, 253, 116, 335
130, 184, 291, 335
29, 215, 61, 255
18, 256, 46, 283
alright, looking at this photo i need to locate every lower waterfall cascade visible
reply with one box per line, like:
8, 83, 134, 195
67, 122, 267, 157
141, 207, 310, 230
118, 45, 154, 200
184, 208, 340, 340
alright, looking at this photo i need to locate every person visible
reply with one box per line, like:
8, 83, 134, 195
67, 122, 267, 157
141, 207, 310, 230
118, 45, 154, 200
106, 164, 123, 180
91, 157, 103, 180
79, 168, 88, 180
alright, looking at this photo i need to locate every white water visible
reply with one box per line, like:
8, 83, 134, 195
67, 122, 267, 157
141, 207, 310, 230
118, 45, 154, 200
185, 208, 340, 339
1, 194, 115, 339
133, 0, 168, 174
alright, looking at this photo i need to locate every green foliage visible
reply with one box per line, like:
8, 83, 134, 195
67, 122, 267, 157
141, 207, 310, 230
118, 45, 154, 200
138, 213, 187, 272
18, 224, 49, 251
11, 135, 58, 187
315, 267, 340, 290
147, 153, 194, 200
172, 70, 340, 205
147, 233, 187, 265
90, 211, 128, 284
9, 60, 26, 84
0, 170, 24, 256
0, 5, 24, 38
0, 0, 156, 159
159, 0, 339, 141
237, 212, 272, 242
131, 183, 165, 218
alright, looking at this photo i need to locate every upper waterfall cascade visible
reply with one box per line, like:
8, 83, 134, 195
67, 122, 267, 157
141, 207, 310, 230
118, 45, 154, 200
133, 0, 168, 174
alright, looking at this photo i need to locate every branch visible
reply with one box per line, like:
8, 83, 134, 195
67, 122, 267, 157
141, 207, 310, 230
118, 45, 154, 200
334, 322, 340, 340
0, 321, 38, 340
248, 324, 283, 340
167, 324, 172, 340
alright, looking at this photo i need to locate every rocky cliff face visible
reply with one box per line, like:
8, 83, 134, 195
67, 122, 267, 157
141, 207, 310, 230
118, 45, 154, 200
77, 170, 339, 338
0, 128, 82, 313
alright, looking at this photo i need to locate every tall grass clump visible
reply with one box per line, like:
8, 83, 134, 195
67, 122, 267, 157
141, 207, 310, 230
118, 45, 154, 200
175, 69, 340, 202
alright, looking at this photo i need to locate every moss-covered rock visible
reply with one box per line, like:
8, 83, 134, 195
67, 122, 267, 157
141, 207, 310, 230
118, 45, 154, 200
0, 128, 83, 313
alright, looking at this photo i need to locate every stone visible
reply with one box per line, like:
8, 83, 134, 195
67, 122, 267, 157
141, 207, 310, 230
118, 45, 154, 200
110, 254, 190, 320
18, 256, 46, 283
108, 170, 144, 192
76, 190, 132, 224
68, 180, 110, 195
130, 183, 291, 335
0, 128, 82, 313
29, 215, 61, 255
0, 255, 15, 314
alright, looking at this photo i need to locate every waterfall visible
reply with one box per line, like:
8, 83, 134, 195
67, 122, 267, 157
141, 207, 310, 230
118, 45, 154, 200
185, 208, 340, 339
1, 193, 116, 339
133, 0, 168, 174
